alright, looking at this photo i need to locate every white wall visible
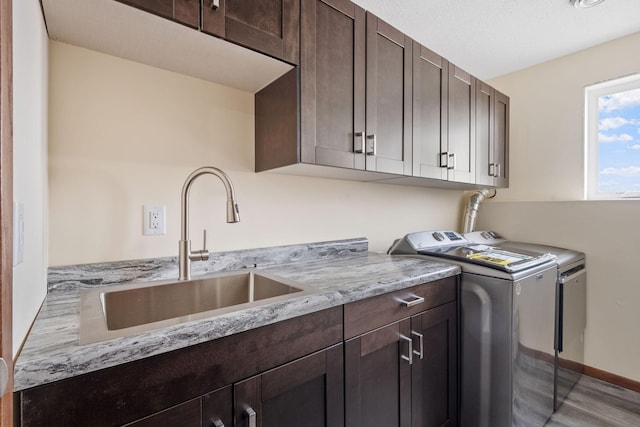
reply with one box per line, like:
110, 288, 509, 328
13, 0, 48, 356
48, 41, 464, 266
481, 32, 640, 381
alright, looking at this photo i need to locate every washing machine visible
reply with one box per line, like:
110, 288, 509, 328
389, 230, 558, 427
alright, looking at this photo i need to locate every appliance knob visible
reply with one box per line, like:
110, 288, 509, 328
481, 231, 491, 240
432, 232, 444, 241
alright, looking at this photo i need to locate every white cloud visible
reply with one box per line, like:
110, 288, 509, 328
600, 166, 640, 177
599, 117, 640, 130
598, 178, 619, 191
599, 132, 633, 143
630, 144, 640, 150
599, 88, 640, 112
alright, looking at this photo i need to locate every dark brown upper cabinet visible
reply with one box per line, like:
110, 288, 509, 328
365, 13, 413, 175
446, 65, 476, 184
201, 0, 300, 65
412, 57, 476, 185
256, 0, 412, 176
298, 0, 366, 170
476, 81, 509, 187
116, 0, 200, 28
412, 43, 449, 181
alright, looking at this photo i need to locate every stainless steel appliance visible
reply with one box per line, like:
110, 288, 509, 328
464, 231, 586, 411
389, 231, 558, 427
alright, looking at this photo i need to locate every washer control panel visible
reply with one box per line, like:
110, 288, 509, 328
406, 230, 466, 250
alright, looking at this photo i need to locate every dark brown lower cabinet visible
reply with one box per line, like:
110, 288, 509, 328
234, 344, 344, 427
124, 397, 203, 426
201, 386, 233, 427
345, 302, 458, 427
411, 302, 458, 427
17, 280, 459, 426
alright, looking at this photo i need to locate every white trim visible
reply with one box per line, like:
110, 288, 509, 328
584, 73, 640, 200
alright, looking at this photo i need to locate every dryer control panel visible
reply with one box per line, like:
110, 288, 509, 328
463, 230, 506, 245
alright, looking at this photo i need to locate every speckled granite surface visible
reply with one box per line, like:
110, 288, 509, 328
14, 238, 459, 391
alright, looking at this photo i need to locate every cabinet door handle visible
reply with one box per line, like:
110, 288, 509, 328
397, 294, 425, 308
366, 134, 377, 156
496, 163, 501, 178
489, 163, 495, 177
245, 407, 257, 427
354, 132, 365, 154
440, 152, 449, 168
210, 0, 220, 9
212, 419, 225, 427
412, 331, 424, 360
448, 153, 456, 170
400, 335, 413, 365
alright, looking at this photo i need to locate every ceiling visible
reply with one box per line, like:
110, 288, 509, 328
42, 0, 640, 90
353, 0, 640, 80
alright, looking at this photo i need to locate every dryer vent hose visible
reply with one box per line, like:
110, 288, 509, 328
462, 189, 496, 234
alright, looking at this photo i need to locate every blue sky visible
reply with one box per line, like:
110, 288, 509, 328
598, 88, 640, 193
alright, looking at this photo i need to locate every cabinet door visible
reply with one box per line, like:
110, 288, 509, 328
345, 319, 412, 427
411, 302, 458, 427
475, 80, 495, 187
234, 344, 344, 427
447, 65, 476, 183
493, 90, 509, 188
116, 0, 200, 28
366, 13, 413, 175
202, 0, 300, 64
123, 398, 201, 427
413, 42, 448, 180
300, 0, 366, 169
202, 386, 233, 427
476, 82, 509, 188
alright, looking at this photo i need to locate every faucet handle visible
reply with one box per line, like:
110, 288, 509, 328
189, 229, 210, 262
202, 229, 207, 252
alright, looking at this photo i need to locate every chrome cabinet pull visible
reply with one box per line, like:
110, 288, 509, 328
245, 407, 256, 427
440, 152, 448, 168
489, 163, 495, 177
412, 331, 424, 360
448, 153, 456, 170
397, 294, 425, 308
211, 0, 220, 9
366, 134, 377, 155
354, 131, 365, 153
400, 335, 413, 365
212, 419, 225, 427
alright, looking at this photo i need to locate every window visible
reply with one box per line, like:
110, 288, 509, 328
585, 74, 640, 199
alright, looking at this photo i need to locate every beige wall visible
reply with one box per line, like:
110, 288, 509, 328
48, 41, 464, 266
482, 32, 640, 381
13, 0, 49, 356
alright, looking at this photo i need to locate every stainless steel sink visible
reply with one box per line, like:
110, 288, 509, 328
79, 270, 311, 345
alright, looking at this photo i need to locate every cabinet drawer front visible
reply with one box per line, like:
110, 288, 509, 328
344, 277, 456, 339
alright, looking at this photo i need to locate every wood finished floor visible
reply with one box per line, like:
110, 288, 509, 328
546, 375, 640, 426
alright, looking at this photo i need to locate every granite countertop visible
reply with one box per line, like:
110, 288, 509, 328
14, 238, 460, 391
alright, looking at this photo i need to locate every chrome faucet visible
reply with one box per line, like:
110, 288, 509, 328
179, 166, 240, 281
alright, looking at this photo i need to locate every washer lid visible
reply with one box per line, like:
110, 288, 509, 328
417, 244, 556, 273
389, 231, 556, 273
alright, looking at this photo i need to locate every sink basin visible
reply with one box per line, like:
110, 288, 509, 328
79, 270, 311, 345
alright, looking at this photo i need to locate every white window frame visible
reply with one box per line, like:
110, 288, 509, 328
584, 73, 640, 200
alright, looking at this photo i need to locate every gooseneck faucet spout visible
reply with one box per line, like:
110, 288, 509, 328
179, 166, 240, 281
